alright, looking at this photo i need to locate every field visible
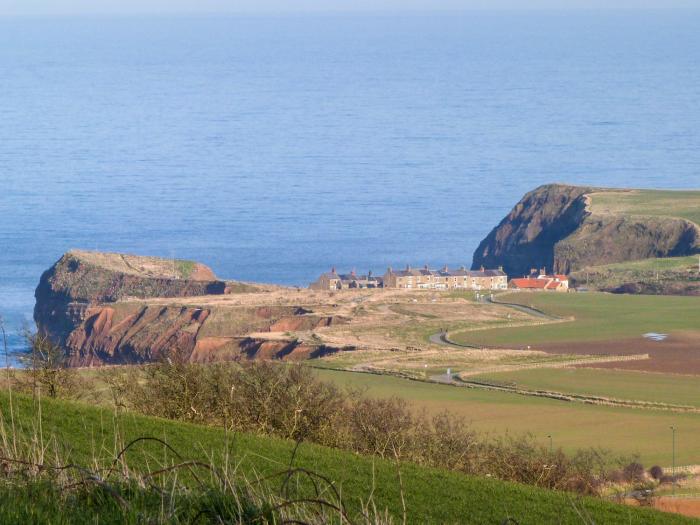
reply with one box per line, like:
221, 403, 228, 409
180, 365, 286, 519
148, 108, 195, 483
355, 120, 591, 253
315, 369, 700, 467
450, 292, 700, 373
590, 189, 700, 226
2, 392, 689, 524
308, 290, 700, 470
471, 367, 700, 408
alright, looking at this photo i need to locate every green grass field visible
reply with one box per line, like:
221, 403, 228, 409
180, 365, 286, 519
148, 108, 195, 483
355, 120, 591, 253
472, 367, 700, 408
584, 256, 700, 273
315, 369, 700, 466
1, 392, 691, 524
451, 292, 700, 347
591, 190, 700, 225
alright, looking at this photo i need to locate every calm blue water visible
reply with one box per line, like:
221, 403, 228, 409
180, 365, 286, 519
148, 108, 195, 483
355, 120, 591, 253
1, 11, 700, 363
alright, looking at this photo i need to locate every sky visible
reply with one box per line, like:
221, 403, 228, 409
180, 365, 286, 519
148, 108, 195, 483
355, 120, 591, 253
1, 0, 699, 16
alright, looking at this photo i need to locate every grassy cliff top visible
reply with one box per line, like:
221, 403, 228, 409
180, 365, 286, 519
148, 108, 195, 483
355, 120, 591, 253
589, 189, 700, 226
68, 249, 217, 281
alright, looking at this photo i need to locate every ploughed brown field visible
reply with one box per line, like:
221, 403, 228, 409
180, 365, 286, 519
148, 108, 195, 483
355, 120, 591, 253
535, 333, 700, 374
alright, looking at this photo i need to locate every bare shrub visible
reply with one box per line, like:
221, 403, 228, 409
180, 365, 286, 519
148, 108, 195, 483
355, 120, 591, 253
14, 329, 82, 400
222, 362, 345, 443
102, 360, 620, 496
123, 360, 345, 444
346, 396, 413, 458
649, 465, 663, 480
623, 462, 645, 482
410, 411, 481, 473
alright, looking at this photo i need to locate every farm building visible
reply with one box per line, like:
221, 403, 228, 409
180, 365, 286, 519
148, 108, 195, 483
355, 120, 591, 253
510, 269, 569, 292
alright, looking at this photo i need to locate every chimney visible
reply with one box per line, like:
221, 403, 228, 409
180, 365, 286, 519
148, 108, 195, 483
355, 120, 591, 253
424, 264, 429, 270
443, 265, 448, 272
387, 266, 393, 273
351, 269, 356, 277
460, 265, 466, 271
406, 264, 411, 271
331, 266, 336, 274
480, 265, 485, 272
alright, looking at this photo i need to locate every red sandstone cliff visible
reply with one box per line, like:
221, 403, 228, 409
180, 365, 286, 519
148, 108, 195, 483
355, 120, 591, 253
34, 251, 348, 366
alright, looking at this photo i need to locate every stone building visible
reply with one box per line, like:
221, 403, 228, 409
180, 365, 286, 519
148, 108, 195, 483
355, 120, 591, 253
382, 265, 508, 290
309, 268, 382, 290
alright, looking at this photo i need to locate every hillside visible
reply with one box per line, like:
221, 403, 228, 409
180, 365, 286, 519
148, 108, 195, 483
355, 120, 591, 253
472, 184, 700, 278
571, 255, 700, 295
0, 391, 693, 524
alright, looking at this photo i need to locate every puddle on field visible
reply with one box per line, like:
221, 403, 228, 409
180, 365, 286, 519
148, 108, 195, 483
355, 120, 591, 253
643, 332, 668, 342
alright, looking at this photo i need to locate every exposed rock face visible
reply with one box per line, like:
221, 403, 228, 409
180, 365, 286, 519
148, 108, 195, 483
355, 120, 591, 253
35, 251, 226, 347
34, 251, 348, 366
65, 305, 211, 366
472, 184, 700, 277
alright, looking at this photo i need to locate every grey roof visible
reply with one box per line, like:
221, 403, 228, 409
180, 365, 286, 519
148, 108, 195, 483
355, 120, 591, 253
387, 267, 506, 278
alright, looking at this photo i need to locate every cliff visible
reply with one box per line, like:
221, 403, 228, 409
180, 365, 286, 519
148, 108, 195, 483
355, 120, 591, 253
472, 184, 700, 277
34, 250, 227, 347
34, 251, 349, 366
63, 302, 346, 366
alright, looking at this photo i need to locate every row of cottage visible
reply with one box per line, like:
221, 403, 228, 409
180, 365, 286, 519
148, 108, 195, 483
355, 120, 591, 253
310, 265, 569, 292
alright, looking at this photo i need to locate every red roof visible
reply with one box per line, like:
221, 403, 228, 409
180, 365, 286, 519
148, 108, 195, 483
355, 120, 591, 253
510, 278, 549, 289
511, 277, 567, 290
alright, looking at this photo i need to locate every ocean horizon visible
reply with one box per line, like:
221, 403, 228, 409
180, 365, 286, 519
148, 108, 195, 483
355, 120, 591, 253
1, 10, 700, 363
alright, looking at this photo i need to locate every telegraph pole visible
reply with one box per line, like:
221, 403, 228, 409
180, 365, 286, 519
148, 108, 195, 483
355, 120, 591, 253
671, 426, 676, 496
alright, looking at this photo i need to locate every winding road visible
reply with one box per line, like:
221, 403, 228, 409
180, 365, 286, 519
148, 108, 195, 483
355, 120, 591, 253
429, 292, 560, 349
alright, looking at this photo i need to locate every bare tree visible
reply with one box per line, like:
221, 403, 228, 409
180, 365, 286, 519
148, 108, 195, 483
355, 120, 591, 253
20, 327, 77, 399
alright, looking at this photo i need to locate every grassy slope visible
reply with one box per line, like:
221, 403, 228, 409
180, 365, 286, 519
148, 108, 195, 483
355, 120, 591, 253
0, 392, 693, 524
315, 369, 700, 466
581, 256, 700, 273
590, 190, 700, 226
471, 367, 700, 408
452, 292, 700, 346
570, 255, 700, 295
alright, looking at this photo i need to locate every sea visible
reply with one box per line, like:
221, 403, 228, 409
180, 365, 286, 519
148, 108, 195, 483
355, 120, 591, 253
1, 10, 699, 364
